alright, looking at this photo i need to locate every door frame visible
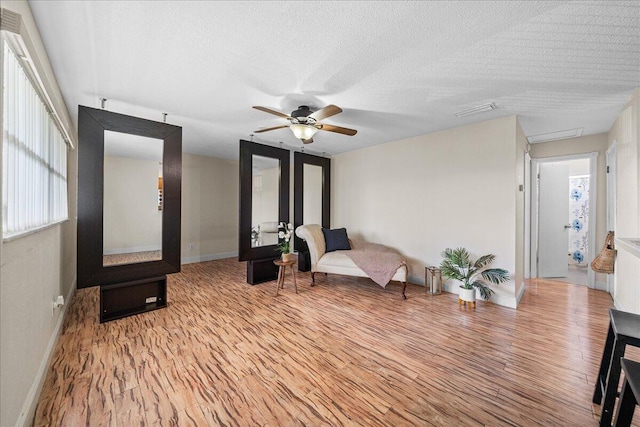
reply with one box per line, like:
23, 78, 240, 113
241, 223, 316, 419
606, 141, 617, 294
530, 152, 598, 288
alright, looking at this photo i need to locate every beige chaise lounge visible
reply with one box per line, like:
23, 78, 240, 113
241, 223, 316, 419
295, 224, 408, 299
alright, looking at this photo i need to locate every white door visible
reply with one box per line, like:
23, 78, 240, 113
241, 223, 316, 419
538, 162, 570, 278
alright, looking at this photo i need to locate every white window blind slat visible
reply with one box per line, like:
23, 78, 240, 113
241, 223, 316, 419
2, 40, 68, 238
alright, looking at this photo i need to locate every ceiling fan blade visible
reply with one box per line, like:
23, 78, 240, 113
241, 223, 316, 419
309, 104, 342, 121
302, 138, 314, 144
318, 124, 357, 136
252, 106, 291, 119
254, 125, 289, 133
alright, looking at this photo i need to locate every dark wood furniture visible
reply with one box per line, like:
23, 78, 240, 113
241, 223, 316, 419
613, 358, 640, 426
246, 257, 280, 285
293, 152, 330, 272
274, 258, 298, 296
238, 140, 290, 283
100, 276, 167, 322
593, 309, 640, 426
77, 106, 182, 322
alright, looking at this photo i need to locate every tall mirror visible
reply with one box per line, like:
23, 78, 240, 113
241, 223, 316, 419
77, 106, 182, 289
294, 152, 331, 256
103, 131, 163, 266
251, 155, 280, 248
239, 140, 289, 262
303, 163, 323, 225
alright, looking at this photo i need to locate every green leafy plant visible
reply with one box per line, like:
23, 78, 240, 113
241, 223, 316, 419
440, 247, 509, 300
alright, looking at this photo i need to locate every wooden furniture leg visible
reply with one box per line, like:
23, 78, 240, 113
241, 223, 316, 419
594, 310, 640, 427
594, 322, 616, 404
601, 336, 627, 426
274, 265, 283, 297
291, 266, 298, 294
612, 358, 640, 427
613, 378, 637, 427
311, 272, 315, 286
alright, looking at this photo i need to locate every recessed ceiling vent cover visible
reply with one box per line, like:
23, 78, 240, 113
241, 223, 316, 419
455, 102, 497, 118
527, 128, 584, 143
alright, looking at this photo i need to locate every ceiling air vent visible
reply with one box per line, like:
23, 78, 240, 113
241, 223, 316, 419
455, 102, 496, 118
527, 128, 583, 144
0, 8, 23, 34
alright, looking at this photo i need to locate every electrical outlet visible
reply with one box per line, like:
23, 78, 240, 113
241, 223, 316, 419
52, 295, 64, 315
188, 243, 194, 251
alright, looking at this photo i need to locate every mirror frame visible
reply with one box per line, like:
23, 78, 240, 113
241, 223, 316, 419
77, 106, 182, 288
294, 152, 331, 251
238, 140, 290, 261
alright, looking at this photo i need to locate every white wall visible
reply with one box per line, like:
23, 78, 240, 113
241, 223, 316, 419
103, 155, 162, 254
0, 1, 78, 426
515, 120, 527, 301
608, 87, 640, 313
332, 116, 521, 308
181, 153, 239, 263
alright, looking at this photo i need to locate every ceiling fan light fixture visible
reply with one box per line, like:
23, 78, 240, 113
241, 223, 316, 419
290, 124, 319, 140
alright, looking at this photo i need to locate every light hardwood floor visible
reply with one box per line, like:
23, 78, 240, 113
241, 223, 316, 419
34, 258, 630, 426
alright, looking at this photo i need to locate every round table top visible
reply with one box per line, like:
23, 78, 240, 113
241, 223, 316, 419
273, 258, 296, 267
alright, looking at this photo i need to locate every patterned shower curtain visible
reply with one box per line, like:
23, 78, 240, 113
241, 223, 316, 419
569, 175, 589, 265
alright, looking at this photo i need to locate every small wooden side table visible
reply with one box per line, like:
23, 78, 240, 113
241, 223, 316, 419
273, 259, 298, 296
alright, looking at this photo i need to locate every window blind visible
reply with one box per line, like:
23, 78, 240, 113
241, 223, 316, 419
2, 40, 68, 238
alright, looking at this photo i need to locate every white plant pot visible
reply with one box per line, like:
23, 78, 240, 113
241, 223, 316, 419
458, 286, 476, 303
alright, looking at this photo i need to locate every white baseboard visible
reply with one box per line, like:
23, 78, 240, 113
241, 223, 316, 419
181, 251, 238, 265
17, 281, 75, 427
614, 297, 628, 312
516, 282, 526, 305
594, 280, 608, 291
442, 282, 517, 309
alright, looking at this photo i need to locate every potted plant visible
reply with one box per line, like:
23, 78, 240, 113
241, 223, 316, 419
276, 222, 294, 261
439, 247, 509, 305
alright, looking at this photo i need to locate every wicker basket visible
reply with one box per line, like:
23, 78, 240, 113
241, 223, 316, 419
591, 231, 616, 274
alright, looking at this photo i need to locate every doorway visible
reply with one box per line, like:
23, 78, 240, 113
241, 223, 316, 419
530, 153, 598, 288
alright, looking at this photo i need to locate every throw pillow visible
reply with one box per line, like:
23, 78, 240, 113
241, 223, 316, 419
322, 228, 351, 252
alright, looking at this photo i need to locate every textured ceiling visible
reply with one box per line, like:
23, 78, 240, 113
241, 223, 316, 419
29, 1, 640, 159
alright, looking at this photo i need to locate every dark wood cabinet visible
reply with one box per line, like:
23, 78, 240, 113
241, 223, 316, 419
100, 276, 167, 322
246, 257, 280, 284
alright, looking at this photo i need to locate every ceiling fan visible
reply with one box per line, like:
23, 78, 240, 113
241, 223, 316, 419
253, 104, 357, 144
